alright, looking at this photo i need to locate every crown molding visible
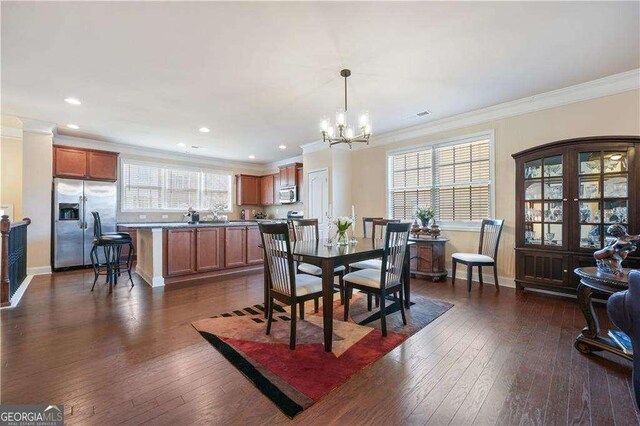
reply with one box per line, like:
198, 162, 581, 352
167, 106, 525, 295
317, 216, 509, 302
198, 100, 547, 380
302, 68, 640, 154
20, 118, 56, 135
54, 134, 267, 173
0, 126, 22, 139
263, 155, 304, 174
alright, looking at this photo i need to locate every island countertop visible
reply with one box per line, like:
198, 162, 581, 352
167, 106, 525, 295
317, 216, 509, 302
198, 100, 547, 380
117, 221, 270, 229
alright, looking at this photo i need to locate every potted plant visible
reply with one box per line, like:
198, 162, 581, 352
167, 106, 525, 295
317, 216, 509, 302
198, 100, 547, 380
334, 216, 353, 246
416, 207, 435, 227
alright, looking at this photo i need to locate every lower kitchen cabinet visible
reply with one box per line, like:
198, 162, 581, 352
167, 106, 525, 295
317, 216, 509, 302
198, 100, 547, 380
164, 228, 197, 277
246, 226, 263, 264
225, 227, 247, 268
196, 228, 224, 271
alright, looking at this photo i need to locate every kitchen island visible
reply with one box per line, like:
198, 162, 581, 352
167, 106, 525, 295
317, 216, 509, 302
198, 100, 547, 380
118, 222, 264, 287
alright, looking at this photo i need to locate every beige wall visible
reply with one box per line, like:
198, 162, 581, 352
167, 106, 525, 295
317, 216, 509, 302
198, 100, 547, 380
22, 131, 53, 273
1, 135, 24, 220
347, 89, 640, 281
301, 147, 354, 218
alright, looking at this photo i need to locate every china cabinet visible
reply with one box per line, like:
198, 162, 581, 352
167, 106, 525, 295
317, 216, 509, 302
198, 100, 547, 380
513, 136, 640, 293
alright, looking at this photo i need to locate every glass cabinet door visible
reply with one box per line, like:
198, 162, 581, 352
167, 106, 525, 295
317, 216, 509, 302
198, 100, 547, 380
577, 150, 629, 249
524, 154, 564, 247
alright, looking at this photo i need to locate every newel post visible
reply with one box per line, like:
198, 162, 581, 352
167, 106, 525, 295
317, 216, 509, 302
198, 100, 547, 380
1, 215, 10, 307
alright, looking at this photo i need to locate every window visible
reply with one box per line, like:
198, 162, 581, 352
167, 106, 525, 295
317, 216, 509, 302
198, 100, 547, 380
121, 160, 232, 212
388, 132, 493, 228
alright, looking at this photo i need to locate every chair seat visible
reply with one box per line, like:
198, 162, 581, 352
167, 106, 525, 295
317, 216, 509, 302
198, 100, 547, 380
350, 259, 383, 270
298, 262, 345, 276
294, 274, 323, 296
452, 253, 494, 263
343, 268, 382, 289
93, 235, 132, 245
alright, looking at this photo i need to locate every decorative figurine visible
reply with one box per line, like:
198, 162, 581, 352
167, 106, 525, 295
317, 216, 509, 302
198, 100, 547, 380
594, 224, 640, 276
430, 218, 441, 239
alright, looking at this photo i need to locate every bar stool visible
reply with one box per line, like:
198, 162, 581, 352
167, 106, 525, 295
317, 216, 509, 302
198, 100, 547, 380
89, 212, 135, 293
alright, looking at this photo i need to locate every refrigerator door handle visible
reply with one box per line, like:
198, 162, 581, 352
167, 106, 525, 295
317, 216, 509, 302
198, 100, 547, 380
79, 195, 84, 229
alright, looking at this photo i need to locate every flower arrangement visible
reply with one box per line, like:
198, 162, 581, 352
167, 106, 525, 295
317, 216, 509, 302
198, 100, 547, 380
333, 216, 353, 245
416, 207, 435, 226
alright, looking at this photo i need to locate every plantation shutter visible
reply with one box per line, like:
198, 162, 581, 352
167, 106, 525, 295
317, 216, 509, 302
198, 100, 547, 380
389, 137, 491, 224
121, 162, 164, 210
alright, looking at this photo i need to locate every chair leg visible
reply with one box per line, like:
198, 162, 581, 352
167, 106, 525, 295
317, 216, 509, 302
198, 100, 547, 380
452, 260, 457, 285
367, 294, 373, 311
299, 301, 305, 320
290, 303, 297, 350
375, 295, 380, 308
344, 285, 352, 321
338, 273, 345, 305
398, 287, 407, 325
314, 297, 319, 313
494, 265, 500, 292
266, 297, 274, 335
126, 242, 134, 288
478, 266, 484, 287
467, 265, 473, 293
380, 292, 387, 337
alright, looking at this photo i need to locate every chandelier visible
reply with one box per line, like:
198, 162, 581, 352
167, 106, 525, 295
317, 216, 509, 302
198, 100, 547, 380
320, 69, 372, 148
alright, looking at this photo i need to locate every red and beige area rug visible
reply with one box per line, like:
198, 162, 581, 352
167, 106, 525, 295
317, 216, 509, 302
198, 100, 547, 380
192, 292, 453, 417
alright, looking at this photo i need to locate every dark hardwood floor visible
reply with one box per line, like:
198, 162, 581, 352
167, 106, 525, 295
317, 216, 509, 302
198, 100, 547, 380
1, 269, 637, 425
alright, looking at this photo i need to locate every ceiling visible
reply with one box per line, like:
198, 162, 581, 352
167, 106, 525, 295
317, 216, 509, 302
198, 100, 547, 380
2, 2, 639, 164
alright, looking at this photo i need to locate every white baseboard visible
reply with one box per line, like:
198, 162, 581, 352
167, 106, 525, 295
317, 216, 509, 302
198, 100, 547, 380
0, 275, 34, 309
447, 262, 515, 289
135, 268, 164, 287
27, 266, 52, 275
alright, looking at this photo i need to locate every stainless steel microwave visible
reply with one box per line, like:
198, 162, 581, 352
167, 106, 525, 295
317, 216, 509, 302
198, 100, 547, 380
279, 186, 297, 204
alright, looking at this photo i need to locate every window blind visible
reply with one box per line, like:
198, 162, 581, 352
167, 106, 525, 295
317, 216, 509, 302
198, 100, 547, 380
389, 137, 491, 224
121, 160, 232, 212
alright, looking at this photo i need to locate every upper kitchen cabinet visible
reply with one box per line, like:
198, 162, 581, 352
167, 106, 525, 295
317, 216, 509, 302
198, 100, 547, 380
53, 145, 119, 181
260, 174, 275, 206
236, 174, 261, 205
279, 162, 302, 187
296, 166, 304, 202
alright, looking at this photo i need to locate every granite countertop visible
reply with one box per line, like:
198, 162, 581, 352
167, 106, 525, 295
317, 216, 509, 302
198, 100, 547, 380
118, 219, 287, 229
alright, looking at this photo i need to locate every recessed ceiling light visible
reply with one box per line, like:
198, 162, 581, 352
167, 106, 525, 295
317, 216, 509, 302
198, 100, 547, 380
248, 155, 255, 159
67, 124, 79, 129
278, 145, 287, 150
199, 127, 210, 133
64, 97, 81, 105
177, 142, 186, 147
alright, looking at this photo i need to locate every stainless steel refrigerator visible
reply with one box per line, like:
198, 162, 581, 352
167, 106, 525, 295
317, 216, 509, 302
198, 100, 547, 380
53, 178, 117, 269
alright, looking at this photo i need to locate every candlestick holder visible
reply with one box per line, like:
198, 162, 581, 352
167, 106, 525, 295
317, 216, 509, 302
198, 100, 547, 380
349, 214, 358, 244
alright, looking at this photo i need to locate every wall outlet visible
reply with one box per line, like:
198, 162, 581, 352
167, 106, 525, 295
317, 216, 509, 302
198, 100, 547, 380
161, 215, 168, 219
139, 214, 147, 219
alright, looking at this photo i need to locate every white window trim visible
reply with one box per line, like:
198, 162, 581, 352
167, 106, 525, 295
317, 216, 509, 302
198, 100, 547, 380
119, 158, 233, 213
386, 129, 496, 232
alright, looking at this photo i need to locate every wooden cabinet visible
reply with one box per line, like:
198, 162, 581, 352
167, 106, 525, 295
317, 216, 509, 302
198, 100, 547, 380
273, 172, 281, 205
513, 136, 639, 293
164, 229, 196, 277
296, 166, 304, 202
196, 228, 224, 272
236, 174, 261, 205
260, 174, 274, 206
279, 162, 302, 187
53, 145, 118, 181
246, 226, 263, 265
409, 238, 448, 281
225, 227, 247, 267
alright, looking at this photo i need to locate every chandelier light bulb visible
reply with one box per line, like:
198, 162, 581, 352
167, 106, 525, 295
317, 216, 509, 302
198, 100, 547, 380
345, 127, 354, 139
359, 111, 369, 128
320, 118, 330, 132
328, 126, 335, 137
364, 123, 372, 135
335, 110, 346, 127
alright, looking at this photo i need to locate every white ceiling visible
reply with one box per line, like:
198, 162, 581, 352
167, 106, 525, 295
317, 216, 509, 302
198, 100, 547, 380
2, 2, 639, 164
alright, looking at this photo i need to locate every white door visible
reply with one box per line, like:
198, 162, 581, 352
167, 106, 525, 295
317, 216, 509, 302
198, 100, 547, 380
308, 169, 329, 238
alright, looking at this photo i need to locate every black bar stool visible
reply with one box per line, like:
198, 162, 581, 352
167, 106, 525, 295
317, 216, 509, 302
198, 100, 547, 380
89, 212, 135, 293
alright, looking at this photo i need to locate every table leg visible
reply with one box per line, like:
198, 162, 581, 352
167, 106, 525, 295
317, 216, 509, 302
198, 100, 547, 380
576, 282, 599, 339
263, 264, 270, 318
321, 258, 335, 352
403, 249, 411, 309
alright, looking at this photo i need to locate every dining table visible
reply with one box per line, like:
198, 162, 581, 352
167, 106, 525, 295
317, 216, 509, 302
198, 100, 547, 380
262, 237, 414, 352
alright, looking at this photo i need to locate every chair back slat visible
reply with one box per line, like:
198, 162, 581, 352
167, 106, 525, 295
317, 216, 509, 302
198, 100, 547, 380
362, 217, 383, 238
259, 223, 296, 297
478, 218, 505, 259
91, 211, 103, 238
372, 219, 401, 241
290, 219, 319, 242
380, 222, 411, 290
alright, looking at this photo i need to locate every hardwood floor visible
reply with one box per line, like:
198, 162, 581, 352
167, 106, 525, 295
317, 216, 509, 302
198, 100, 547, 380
2, 269, 637, 425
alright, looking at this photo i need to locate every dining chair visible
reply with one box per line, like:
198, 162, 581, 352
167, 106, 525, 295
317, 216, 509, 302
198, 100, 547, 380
451, 218, 505, 292
362, 217, 383, 238
291, 218, 346, 305
259, 222, 324, 350
350, 219, 401, 309
343, 222, 412, 336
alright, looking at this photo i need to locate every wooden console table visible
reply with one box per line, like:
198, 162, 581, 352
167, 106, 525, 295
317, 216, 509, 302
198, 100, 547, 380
574, 266, 632, 361
409, 237, 448, 281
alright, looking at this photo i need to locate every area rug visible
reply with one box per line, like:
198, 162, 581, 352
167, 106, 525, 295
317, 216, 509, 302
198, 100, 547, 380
192, 292, 453, 418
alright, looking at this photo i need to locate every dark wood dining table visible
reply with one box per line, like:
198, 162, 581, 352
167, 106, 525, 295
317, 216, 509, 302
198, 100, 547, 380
262, 237, 413, 352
